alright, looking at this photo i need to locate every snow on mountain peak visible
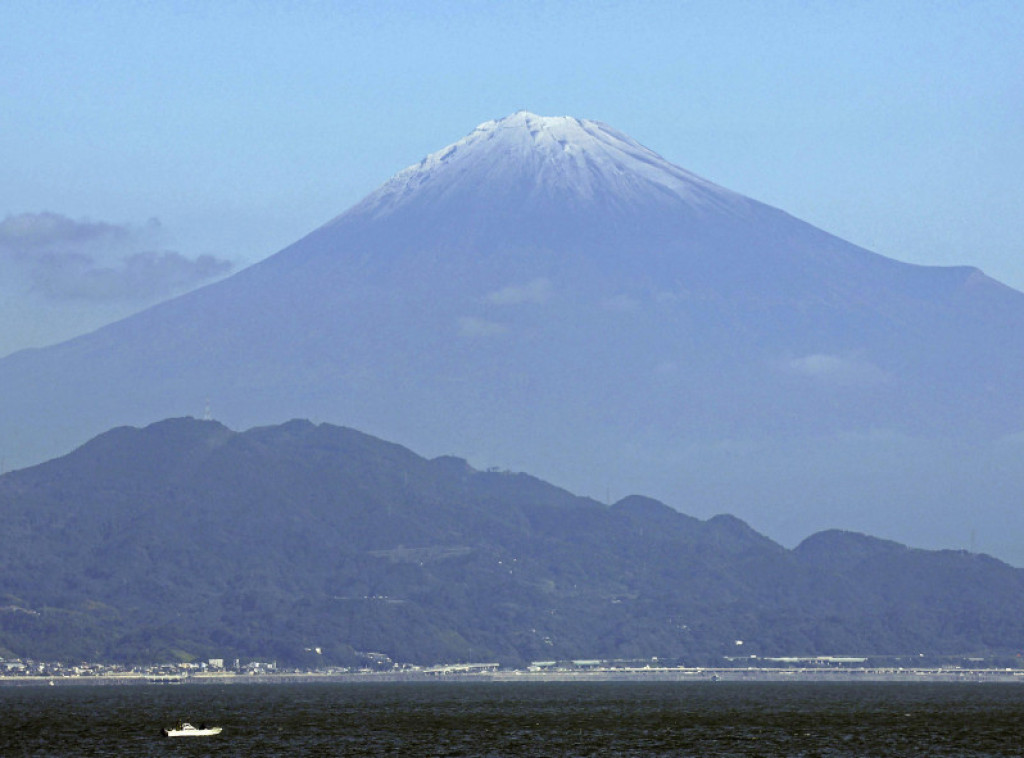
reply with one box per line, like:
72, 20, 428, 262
348, 112, 749, 220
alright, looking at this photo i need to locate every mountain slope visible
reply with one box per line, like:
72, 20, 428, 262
1, 112, 1023, 561
2, 418, 1023, 665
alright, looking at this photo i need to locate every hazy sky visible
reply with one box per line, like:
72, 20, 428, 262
2, 1, 1021, 357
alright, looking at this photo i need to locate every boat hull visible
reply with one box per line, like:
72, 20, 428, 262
163, 724, 222, 737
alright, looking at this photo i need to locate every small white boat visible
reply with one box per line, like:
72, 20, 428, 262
163, 722, 222, 737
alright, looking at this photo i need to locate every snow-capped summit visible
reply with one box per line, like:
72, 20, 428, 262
343, 111, 751, 224
299, 111, 837, 289
295, 112, 916, 304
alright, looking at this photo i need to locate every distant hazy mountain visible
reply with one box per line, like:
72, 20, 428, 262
1, 112, 1023, 561
1, 418, 1022, 666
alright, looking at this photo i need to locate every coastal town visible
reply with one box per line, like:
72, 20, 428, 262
4, 655, 1024, 686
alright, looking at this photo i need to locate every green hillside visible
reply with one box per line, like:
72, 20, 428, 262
1, 418, 1021, 666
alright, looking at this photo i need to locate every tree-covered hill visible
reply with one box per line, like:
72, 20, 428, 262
1, 418, 1021, 666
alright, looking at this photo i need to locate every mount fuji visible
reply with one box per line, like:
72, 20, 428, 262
3, 112, 1024, 561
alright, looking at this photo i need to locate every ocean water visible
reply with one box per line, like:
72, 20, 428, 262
2, 681, 1024, 756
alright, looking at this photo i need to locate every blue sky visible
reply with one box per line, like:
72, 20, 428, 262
1, 1, 1021, 356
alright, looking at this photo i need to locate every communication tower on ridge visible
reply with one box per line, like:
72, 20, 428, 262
203, 398, 212, 421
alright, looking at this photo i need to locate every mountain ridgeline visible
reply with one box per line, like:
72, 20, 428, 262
1, 418, 1022, 666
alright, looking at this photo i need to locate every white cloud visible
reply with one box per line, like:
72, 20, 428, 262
783, 353, 888, 386
458, 316, 508, 337
603, 293, 641, 312
485, 277, 552, 306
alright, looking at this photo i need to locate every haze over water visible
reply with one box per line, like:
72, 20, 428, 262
4, 681, 1024, 756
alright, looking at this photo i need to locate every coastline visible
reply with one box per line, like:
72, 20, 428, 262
4, 666, 1024, 687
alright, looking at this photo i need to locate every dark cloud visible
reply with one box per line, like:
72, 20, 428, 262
29, 250, 233, 301
0, 212, 232, 301
0, 211, 137, 252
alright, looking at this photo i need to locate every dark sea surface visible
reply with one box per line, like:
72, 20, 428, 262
2, 681, 1024, 756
